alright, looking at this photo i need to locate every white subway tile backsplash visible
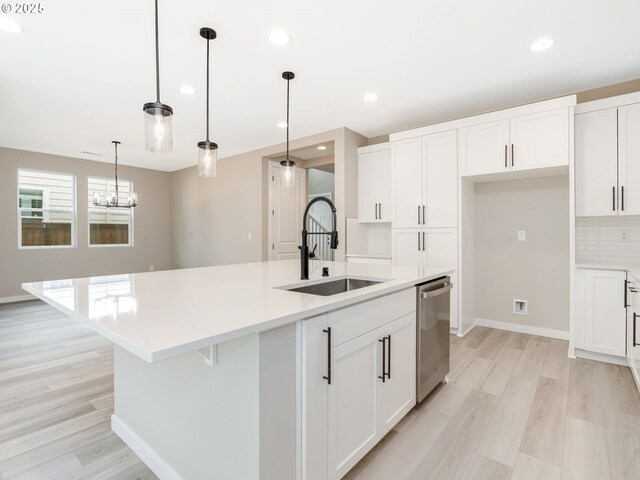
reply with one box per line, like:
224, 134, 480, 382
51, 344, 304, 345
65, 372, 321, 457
346, 218, 391, 257
576, 216, 640, 264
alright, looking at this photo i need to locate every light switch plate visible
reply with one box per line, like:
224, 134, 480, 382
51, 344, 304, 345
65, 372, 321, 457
517, 230, 526, 241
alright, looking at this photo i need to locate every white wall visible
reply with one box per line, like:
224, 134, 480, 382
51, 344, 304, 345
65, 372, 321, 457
474, 176, 570, 332
171, 128, 366, 269
0, 147, 172, 300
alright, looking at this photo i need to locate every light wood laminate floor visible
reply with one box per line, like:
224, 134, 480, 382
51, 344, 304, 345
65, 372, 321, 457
2, 302, 640, 479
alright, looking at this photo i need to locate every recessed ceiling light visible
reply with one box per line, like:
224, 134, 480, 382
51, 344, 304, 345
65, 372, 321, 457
269, 30, 290, 45
179, 85, 196, 95
277, 121, 288, 128
530, 38, 555, 53
364, 93, 378, 102
0, 17, 23, 33
317, 145, 327, 151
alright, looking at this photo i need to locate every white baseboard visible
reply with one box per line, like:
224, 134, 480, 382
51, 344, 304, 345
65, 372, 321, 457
0, 294, 34, 305
459, 323, 476, 338
474, 318, 570, 341
111, 415, 183, 480
574, 349, 629, 367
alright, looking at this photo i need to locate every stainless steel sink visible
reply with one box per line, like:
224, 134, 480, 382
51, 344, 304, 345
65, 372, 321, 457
284, 277, 383, 296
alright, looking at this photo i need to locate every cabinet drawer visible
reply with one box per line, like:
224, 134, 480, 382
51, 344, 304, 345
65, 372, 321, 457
329, 288, 415, 347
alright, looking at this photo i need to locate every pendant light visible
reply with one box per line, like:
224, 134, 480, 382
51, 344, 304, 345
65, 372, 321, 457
93, 141, 138, 208
280, 71, 295, 188
197, 27, 218, 177
143, 0, 173, 153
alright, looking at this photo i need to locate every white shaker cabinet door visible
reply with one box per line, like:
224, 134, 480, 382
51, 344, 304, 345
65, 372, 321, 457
379, 148, 392, 222
392, 138, 423, 228
458, 119, 510, 176
377, 313, 416, 434
628, 276, 640, 392
357, 151, 380, 223
585, 269, 627, 357
392, 229, 424, 267
424, 130, 458, 227
575, 109, 618, 216
302, 315, 329, 480
618, 103, 640, 216
509, 108, 569, 172
328, 330, 380, 480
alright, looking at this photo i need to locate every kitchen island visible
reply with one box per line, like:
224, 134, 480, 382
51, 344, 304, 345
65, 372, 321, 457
23, 260, 453, 480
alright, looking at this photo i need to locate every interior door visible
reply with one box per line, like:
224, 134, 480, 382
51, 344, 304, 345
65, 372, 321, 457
392, 138, 423, 228
575, 109, 619, 216
618, 103, 640, 215
269, 163, 306, 260
509, 108, 569, 172
377, 313, 416, 434
458, 119, 510, 176
328, 330, 379, 480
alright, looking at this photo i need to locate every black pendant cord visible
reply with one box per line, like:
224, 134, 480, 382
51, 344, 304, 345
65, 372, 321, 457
154, 0, 160, 103
206, 37, 210, 142
286, 76, 290, 160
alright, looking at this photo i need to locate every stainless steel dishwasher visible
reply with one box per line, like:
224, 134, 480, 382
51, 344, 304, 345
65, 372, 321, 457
416, 276, 452, 403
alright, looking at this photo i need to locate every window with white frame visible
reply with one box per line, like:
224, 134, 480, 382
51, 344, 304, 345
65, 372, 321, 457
88, 177, 134, 246
18, 170, 75, 248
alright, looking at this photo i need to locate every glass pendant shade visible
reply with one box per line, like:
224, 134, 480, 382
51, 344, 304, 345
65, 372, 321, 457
144, 103, 173, 153
281, 159, 295, 188
198, 141, 218, 177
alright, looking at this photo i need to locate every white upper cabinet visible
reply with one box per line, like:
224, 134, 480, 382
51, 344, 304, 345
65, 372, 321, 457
509, 108, 569, 171
391, 131, 457, 229
458, 119, 510, 176
618, 103, 640, 215
576, 102, 640, 216
459, 107, 569, 177
391, 139, 423, 228
357, 145, 391, 223
575, 108, 619, 216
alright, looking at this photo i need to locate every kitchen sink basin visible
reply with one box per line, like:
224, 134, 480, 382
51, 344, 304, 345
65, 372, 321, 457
283, 277, 384, 296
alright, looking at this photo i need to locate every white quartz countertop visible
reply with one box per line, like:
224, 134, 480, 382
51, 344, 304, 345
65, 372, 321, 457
23, 260, 452, 363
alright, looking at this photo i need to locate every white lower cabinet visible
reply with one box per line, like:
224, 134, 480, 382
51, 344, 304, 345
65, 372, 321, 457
627, 274, 640, 391
578, 269, 627, 357
302, 294, 416, 480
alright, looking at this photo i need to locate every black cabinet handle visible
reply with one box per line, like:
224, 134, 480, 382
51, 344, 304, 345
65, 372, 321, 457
417, 205, 421, 225
613, 186, 616, 211
386, 334, 391, 379
422, 232, 425, 252
634, 313, 639, 347
378, 337, 386, 383
422, 205, 426, 224
379, 203, 382, 219
417, 231, 420, 251
511, 144, 514, 167
626, 280, 630, 307
322, 328, 331, 385
504, 145, 507, 168
622, 186, 625, 211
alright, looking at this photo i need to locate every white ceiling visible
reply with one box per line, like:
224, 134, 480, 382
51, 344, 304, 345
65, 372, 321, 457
1, 0, 640, 172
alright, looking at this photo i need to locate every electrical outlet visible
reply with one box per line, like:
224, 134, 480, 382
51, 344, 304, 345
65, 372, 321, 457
248, 232, 252, 240
149, 265, 155, 272
517, 230, 526, 241
621, 231, 630, 242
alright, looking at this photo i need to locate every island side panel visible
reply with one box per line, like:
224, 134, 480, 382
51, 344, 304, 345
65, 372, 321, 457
112, 336, 260, 480
259, 323, 299, 480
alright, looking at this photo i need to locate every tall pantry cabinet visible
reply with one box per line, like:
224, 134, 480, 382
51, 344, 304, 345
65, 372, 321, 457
390, 130, 459, 329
